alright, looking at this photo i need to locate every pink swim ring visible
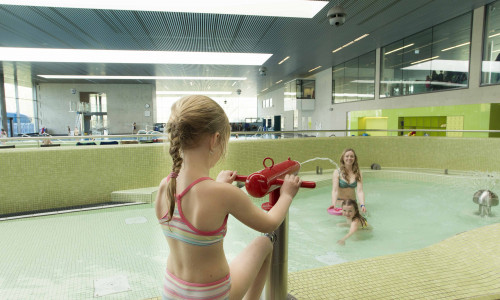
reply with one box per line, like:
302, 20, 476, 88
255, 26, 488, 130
327, 207, 343, 216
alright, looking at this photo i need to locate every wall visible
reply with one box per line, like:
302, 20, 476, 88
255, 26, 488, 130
3, 136, 500, 215
257, 6, 500, 135
349, 104, 493, 137
38, 83, 155, 135
0, 144, 169, 215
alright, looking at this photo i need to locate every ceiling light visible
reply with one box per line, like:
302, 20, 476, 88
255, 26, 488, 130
278, 56, 290, 64
156, 91, 232, 95
0, 0, 328, 18
275, 80, 283, 84
0, 47, 272, 65
384, 43, 415, 55
308, 66, 322, 72
410, 56, 439, 65
353, 34, 369, 42
441, 42, 470, 52
38, 75, 247, 80
332, 47, 343, 53
331, 34, 369, 53
489, 32, 500, 38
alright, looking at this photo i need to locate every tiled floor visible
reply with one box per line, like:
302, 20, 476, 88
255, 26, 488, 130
146, 223, 500, 299
288, 223, 500, 299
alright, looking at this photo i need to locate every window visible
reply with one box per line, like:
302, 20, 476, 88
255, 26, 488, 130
482, 0, 500, 85
2, 62, 36, 135
332, 51, 375, 103
380, 12, 471, 98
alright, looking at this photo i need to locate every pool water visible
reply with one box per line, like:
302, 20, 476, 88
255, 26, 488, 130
285, 176, 500, 271
1, 174, 498, 299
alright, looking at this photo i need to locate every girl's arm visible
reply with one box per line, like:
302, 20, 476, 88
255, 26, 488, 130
356, 172, 366, 213
330, 169, 339, 208
223, 174, 301, 233
337, 219, 360, 245
154, 177, 171, 220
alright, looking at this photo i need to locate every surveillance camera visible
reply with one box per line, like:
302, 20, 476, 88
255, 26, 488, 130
236, 89, 242, 95
258, 66, 267, 76
327, 6, 346, 26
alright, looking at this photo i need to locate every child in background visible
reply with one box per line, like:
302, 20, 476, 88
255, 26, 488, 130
155, 95, 302, 299
337, 199, 369, 245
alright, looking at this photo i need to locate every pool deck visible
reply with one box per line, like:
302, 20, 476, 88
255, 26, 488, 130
288, 223, 500, 300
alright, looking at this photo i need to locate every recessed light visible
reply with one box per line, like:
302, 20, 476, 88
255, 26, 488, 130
308, 66, 322, 72
278, 56, 290, 64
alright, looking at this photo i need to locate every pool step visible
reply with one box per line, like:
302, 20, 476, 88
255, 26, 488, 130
111, 187, 158, 204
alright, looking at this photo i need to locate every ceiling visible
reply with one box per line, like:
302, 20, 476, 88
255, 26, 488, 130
0, 0, 495, 98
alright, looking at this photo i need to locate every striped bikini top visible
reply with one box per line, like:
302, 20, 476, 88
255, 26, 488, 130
159, 177, 228, 247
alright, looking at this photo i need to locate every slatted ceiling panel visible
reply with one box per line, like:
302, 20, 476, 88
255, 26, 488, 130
0, 0, 495, 93
0, 8, 38, 46
0, 6, 67, 48
23, 6, 90, 48
84, 10, 137, 49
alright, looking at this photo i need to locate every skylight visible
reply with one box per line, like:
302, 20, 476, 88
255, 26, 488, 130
0, 0, 328, 18
0, 47, 272, 65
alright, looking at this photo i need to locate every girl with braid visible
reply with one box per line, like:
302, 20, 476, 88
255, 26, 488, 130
155, 95, 302, 300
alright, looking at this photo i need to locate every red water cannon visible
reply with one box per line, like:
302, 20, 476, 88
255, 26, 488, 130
235, 157, 316, 211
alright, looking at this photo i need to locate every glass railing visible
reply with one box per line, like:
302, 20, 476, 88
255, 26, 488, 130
0, 133, 166, 148
2, 129, 500, 148
229, 129, 500, 139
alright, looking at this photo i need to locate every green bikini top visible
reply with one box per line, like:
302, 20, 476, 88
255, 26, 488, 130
338, 170, 357, 188
339, 178, 357, 188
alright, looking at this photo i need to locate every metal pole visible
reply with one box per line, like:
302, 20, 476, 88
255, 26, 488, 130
265, 189, 289, 300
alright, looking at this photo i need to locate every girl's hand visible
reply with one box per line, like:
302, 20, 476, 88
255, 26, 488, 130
360, 205, 366, 213
216, 170, 237, 184
337, 239, 345, 246
280, 174, 301, 199
328, 205, 336, 209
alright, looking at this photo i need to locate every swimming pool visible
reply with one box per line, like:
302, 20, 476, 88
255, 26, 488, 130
0, 169, 498, 299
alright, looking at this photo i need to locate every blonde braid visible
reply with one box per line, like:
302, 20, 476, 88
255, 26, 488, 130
165, 123, 183, 221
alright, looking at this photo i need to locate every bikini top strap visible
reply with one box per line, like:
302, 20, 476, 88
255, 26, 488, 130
177, 177, 213, 200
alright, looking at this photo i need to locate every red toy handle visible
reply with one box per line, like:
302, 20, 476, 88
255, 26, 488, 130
234, 175, 315, 188
235, 175, 247, 182
273, 179, 316, 188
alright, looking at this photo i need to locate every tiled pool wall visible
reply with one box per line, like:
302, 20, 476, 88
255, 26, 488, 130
2, 137, 500, 215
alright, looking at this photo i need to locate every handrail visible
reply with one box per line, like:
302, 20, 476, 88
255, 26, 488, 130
230, 129, 500, 134
1, 128, 500, 146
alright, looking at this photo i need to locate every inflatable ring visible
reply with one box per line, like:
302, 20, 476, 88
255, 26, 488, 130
327, 207, 343, 216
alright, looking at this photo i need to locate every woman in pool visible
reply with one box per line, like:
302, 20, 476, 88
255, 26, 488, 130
330, 148, 366, 213
155, 95, 302, 300
337, 199, 369, 245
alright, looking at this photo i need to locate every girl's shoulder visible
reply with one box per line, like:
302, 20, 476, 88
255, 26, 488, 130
354, 216, 369, 229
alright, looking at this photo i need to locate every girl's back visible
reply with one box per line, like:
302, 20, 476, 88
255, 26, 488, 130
156, 176, 234, 284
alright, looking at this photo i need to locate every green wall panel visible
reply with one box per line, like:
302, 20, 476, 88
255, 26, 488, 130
3, 137, 500, 215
